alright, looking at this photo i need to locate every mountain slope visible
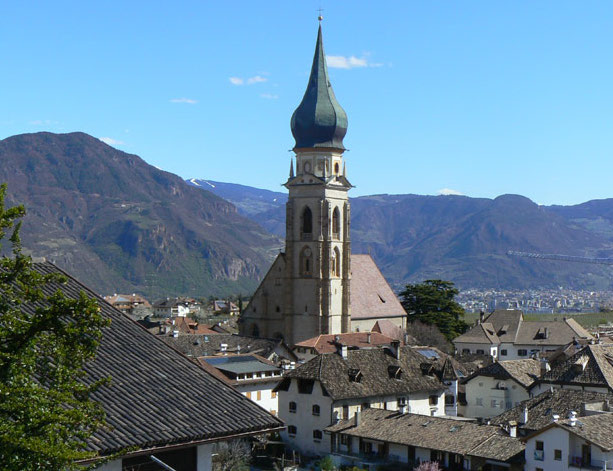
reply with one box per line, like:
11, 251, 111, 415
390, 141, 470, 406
189, 180, 613, 290
0, 132, 281, 297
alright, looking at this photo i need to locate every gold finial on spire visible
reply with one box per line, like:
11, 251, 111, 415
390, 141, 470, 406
318, 7, 324, 22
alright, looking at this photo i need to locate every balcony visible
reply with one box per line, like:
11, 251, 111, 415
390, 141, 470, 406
569, 456, 613, 469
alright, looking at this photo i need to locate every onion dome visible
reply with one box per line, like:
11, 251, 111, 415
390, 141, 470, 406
291, 25, 348, 151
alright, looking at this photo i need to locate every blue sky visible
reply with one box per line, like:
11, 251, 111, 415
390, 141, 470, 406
2, 1, 613, 205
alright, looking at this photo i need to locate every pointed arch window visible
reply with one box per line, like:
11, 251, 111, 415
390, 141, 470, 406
332, 207, 340, 239
331, 247, 341, 277
300, 246, 313, 277
301, 206, 313, 240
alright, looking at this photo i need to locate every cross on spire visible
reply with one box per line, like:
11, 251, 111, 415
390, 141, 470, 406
318, 8, 324, 21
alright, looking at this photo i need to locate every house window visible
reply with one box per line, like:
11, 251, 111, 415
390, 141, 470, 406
535, 440, 544, 461
429, 395, 438, 406
476, 349, 485, 355
500, 349, 508, 356
271, 391, 277, 399
340, 435, 351, 446
518, 349, 528, 357
555, 449, 562, 461
361, 402, 370, 410
312, 404, 320, 416
245, 392, 251, 399
289, 401, 297, 413
462, 348, 470, 354
288, 425, 297, 437
445, 395, 455, 406
342, 405, 349, 419
257, 391, 262, 401
313, 430, 323, 442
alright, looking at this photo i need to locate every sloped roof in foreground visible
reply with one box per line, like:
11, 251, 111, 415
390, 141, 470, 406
29, 263, 283, 458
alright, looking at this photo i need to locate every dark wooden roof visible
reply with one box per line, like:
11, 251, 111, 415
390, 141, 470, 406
28, 263, 283, 458
491, 389, 613, 433
326, 409, 524, 462
279, 346, 446, 400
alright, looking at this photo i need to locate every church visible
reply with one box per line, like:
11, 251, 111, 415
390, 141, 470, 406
239, 23, 407, 346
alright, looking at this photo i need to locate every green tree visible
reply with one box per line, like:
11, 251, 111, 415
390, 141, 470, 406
0, 184, 110, 470
399, 280, 468, 341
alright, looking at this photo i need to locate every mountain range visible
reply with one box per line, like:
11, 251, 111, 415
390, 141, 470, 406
2, 131, 613, 299
188, 179, 613, 291
0, 132, 281, 298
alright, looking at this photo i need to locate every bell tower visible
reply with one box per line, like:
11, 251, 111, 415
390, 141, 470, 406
282, 22, 352, 344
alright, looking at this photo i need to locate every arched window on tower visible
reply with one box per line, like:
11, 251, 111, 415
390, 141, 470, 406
332, 207, 340, 239
334, 162, 340, 175
301, 206, 313, 240
333, 247, 341, 277
300, 246, 313, 277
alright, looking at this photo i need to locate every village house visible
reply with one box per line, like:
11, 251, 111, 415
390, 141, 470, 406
462, 358, 541, 418
293, 331, 405, 361
453, 310, 593, 360
523, 411, 613, 471
491, 389, 613, 436
530, 343, 613, 395
197, 354, 283, 416
159, 332, 298, 365
274, 344, 447, 457
326, 408, 525, 471
29, 262, 284, 471
153, 297, 191, 317
213, 299, 240, 315
103, 293, 151, 315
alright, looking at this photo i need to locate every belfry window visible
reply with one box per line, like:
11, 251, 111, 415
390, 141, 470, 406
331, 247, 341, 277
301, 206, 313, 239
334, 162, 340, 175
332, 207, 340, 239
300, 246, 313, 277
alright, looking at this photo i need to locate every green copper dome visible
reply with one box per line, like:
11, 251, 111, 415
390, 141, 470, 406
291, 25, 348, 151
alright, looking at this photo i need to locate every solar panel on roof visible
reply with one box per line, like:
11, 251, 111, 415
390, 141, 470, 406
417, 349, 439, 359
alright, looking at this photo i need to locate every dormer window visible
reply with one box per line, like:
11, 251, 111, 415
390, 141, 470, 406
388, 365, 402, 379
348, 368, 362, 383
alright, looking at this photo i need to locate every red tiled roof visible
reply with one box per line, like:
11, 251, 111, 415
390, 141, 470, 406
350, 254, 407, 320
294, 331, 396, 354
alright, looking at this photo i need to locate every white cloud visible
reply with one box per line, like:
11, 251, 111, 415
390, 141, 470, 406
99, 137, 125, 146
247, 75, 267, 84
326, 55, 383, 70
170, 98, 198, 104
229, 75, 268, 86
260, 93, 279, 100
437, 188, 464, 196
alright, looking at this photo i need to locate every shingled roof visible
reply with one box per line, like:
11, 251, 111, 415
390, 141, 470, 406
159, 332, 298, 363
326, 409, 524, 462
465, 359, 541, 389
536, 343, 613, 392
350, 255, 407, 320
277, 346, 445, 400
27, 263, 283, 459
294, 332, 397, 354
454, 310, 593, 347
491, 389, 613, 433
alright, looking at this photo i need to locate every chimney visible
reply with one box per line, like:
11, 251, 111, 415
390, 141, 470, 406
479, 311, 485, 324
354, 409, 361, 426
544, 327, 549, 339
220, 343, 228, 353
172, 329, 179, 338
391, 340, 401, 360
540, 357, 550, 376
340, 345, 348, 360
508, 420, 517, 438
398, 403, 406, 414
569, 410, 577, 427
521, 407, 529, 425
366, 333, 372, 344
404, 332, 409, 345
552, 414, 560, 423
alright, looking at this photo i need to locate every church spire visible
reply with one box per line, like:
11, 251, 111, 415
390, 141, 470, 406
290, 24, 348, 151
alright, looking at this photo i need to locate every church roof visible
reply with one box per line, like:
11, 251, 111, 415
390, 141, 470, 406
350, 254, 407, 320
290, 24, 348, 151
